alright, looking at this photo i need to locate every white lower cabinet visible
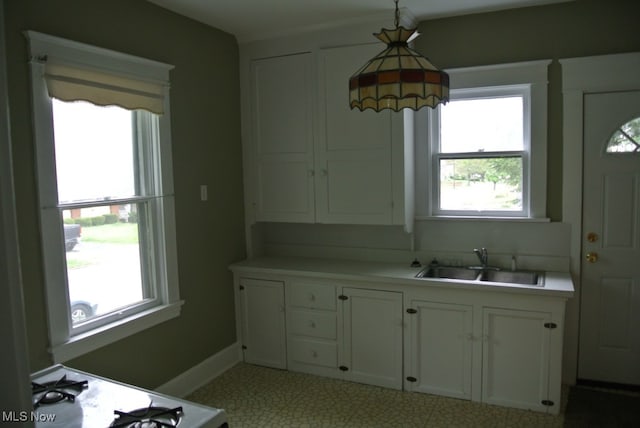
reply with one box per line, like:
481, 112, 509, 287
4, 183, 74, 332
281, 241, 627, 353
405, 300, 474, 400
341, 288, 403, 389
482, 308, 552, 412
285, 281, 403, 389
405, 298, 560, 414
285, 280, 339, 377
238, 278, 286, 369
233, 268, 566, 415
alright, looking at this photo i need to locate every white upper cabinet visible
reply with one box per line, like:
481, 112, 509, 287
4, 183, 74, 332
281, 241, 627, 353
246, 43, 407, 226
251, 53, 315, 223
316, 44, 396, 225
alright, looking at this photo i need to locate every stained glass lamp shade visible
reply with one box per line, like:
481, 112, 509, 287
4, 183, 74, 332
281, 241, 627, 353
349, 26, 449, 112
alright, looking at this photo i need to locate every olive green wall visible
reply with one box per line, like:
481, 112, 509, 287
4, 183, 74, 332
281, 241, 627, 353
6, 0, 639, 390
415, 0, 640, 221
4, 0, 245, 388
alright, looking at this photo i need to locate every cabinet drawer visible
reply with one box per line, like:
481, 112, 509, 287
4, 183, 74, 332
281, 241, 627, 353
289, 338, 337, 368
289, 310, 336, 339
289, 283, 336, 310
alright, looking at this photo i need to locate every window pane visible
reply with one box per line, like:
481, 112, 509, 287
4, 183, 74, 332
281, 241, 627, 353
439, 157, 523, 211
606, 117, 640, 153
440, 97, 523, 153
52, 99, 136, 203
63, 205, 149, 326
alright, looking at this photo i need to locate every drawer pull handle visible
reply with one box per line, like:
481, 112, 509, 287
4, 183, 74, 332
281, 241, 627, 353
309, 321, 316, 328
309, 293, 316, 302
312, 350, 318, 358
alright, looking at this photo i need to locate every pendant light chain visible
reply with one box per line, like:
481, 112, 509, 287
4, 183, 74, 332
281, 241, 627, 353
394, 0, 400, 29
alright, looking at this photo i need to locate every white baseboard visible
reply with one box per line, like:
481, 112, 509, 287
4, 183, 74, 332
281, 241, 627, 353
155, 341, 242, 398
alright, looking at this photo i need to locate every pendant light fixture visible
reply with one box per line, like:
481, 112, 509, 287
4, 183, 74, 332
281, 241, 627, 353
349, 0, 449, 112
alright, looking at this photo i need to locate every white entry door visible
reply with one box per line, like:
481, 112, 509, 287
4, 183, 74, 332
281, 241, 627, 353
578, 90, 640, 385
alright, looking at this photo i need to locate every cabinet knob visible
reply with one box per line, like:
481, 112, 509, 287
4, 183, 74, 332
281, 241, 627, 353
309, 320, 316, 328
309, 293, 316, 302
311, 350, 318, 358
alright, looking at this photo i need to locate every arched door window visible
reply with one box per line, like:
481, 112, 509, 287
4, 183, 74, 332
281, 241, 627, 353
606, 117, 640, 153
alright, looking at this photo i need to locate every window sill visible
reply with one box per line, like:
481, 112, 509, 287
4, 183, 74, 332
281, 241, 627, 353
416, 215, 551, 223
50, 301, 184, 363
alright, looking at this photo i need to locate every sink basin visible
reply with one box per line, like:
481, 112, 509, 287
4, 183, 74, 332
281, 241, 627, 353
480, 270, 544, 286
416, 266, 480, 281
416, 266, 545, 287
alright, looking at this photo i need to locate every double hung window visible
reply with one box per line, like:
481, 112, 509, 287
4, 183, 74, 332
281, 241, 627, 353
432, 86, 529, 216
26, 31, 181, 361
423, 61, 550, 219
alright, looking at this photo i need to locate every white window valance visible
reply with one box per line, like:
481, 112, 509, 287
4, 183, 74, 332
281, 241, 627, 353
25, 30, 173, 115
44, 62, 166, 114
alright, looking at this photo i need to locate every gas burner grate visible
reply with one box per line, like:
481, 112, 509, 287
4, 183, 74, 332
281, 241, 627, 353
110, 405, 183, 428
31, 375, 88, 409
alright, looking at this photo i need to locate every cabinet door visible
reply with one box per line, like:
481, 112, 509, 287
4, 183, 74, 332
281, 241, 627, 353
239, 278, 286, 369
316, 45, 395, 225
251, 53, 315, 222
341, 288, 403, 389
407, 301, 473, 400
482, 308, 551, 412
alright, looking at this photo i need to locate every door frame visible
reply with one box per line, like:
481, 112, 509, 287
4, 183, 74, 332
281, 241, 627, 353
560, 51, 640, 384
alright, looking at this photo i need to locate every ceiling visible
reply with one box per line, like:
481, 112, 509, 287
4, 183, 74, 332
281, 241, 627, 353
147, 0, 571, 43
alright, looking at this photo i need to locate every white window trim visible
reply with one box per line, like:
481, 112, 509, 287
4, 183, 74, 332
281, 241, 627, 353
431, 84, 531, 217
25, 31, 182, 362
415, 60, 550, 220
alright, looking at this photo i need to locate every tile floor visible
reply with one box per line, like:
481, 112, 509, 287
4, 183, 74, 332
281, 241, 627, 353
187, 363, 567, 427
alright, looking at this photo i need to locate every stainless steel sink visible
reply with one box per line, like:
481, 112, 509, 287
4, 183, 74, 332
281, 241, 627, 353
416, 265, 544, 287
416, 266, 481, 281
480, 270, 544, 286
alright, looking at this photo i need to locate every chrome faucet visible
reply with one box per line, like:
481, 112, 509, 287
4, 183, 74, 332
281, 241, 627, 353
473, 248, 489, 268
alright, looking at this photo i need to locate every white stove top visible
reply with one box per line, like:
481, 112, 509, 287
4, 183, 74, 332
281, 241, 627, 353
30, 364, 227, 427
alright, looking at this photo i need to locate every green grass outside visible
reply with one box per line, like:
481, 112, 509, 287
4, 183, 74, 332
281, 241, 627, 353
66, 223, 139, 270
66, 258, 92, 269
81, 222, 139, 244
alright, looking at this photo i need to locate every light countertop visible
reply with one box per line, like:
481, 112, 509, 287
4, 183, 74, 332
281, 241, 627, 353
230, 256, 575, 298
